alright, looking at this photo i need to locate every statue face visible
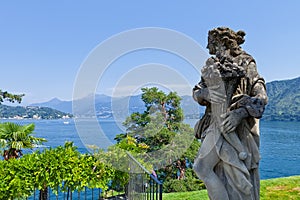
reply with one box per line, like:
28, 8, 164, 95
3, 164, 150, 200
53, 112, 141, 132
207, 35, 217, 55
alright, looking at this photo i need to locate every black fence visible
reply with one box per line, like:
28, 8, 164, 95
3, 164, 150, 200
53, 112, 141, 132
127, 153, 163, 200
27, 187, 104, 200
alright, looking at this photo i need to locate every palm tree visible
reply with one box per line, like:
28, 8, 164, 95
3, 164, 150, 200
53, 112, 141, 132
0, 122, 46, 160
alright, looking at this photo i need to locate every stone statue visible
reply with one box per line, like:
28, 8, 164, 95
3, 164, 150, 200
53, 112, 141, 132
193, 27, 268, 200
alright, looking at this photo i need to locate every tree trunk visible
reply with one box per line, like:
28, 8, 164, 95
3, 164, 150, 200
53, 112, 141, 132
39, 186, 48, 200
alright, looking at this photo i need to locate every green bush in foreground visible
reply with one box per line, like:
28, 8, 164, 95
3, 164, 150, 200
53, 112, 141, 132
163, 169, 205, 193
163, 178, 205, 193
0, 142, 114, 199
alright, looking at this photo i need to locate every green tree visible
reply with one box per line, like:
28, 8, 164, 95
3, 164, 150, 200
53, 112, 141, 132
117, 87, 201, 187
141, 87, 184, 129
123, 87, 185, 151
0, 90, 24, 104
0, 122, 46, 160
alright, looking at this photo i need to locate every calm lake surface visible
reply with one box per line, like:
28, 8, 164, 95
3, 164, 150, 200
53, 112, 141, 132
1, 119, 299, 180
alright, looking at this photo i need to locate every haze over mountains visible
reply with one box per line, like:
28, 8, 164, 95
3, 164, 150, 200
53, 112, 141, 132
22, 76, 300, 121
31, 94, 203, 119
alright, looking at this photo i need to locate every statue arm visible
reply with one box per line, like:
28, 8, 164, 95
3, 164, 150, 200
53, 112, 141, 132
192, 77, 210, 106
231, 82, 267, 120
246, 78, 268, 118
193, 77, 227, 106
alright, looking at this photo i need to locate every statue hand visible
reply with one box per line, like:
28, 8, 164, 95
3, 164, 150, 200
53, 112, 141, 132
220, 108, 248, 134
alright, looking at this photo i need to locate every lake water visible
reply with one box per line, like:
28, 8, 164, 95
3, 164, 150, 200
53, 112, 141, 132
1, 119, 299, 180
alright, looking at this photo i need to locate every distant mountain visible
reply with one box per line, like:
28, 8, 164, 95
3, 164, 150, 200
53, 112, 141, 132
181, 95, 205, 119
263, 77, 300, 121
0, 104, 72, 120
31, 98, 72, 113
30, 95, 115, 114
31, 94, 203, 119
29, 77, 300, 121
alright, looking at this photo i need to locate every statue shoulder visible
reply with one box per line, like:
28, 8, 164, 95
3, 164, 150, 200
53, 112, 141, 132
236, 51, 256, 66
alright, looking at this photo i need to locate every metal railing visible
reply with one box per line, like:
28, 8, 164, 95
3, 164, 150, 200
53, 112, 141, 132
27, 187, 103, 200
127, 153, 163, 200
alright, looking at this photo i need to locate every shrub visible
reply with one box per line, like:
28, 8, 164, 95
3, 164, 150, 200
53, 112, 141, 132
162, 172, 205, 193
0, 142, 114, 199
163, 179, 188, 193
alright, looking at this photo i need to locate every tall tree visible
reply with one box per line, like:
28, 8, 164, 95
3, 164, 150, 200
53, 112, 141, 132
0, 122, 46, 160
117, 87, 200, 184
141, 87, 183, 128
123, 87, 184, 149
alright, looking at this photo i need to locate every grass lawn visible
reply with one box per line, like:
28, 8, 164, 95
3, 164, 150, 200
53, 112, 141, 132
163, 176, 300, 200
260, 176, 300, 199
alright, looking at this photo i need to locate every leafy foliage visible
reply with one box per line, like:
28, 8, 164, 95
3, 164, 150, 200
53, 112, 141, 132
115, 87, 201, 192
0, 122, 46, 160
0, 90, 24, 104
0, 142, 114, 199
0, 155, 34, 199
91, 146, 131, 193
163, 177, 205, 193
162, 168, 205, 193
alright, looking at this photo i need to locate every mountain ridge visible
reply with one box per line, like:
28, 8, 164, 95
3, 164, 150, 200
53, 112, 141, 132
263, 76, 300, 121
28, 77, 300, 121
0, 104, 72, 119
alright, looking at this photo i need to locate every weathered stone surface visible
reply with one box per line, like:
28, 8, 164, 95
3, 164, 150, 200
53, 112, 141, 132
193, 27, 268, 200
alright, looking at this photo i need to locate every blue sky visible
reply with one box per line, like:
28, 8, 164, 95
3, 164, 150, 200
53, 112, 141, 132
1, 0, 299, 104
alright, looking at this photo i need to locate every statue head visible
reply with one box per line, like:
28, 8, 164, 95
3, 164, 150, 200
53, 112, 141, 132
207, 27, 246, 57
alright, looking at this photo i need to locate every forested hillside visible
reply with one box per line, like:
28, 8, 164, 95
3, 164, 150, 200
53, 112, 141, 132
263, 77, 300, 121
0, 105, 72, 119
